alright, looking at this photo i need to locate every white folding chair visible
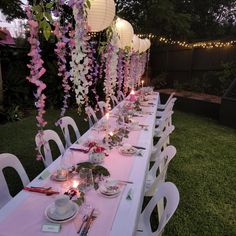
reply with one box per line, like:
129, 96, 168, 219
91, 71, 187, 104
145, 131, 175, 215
85, 106, 98, 128
137, 182, 180, 236
157, 92, 175, 110
154, 110, 175, 138
151, 126, 174, 161
56, 116, 81, 147
97, 101, 108, 117
0, 153, 30, 209
145, 146, 177, 197
156, 97, 177, 120
110, 95, 119, 108
35, 130, 65, 167
117, 91, 125, 101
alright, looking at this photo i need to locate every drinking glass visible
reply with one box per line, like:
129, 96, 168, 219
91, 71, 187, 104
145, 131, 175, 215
78, 168, 94, 192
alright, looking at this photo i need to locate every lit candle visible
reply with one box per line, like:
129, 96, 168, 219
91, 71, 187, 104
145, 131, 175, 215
109, 132, 114, 137
72, 180, 79, 189
141, 80, 144, 88
130, 90, 136, 102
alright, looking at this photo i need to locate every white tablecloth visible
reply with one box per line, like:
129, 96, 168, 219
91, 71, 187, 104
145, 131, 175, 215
0, 93, 159, 236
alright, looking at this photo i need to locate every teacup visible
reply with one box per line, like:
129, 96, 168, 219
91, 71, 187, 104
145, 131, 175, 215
56, 168, 68, 179
54, 195, 72, 216
123, 143, 132, 151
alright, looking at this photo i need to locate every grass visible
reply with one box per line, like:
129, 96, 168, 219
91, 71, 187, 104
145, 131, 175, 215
0, 109, 235, 235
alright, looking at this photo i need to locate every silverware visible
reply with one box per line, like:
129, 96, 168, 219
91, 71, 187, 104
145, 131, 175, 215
80, 208, 95, 236
132, 145, 146, 150
70, 147, 89, 153
118, 180, 133, 184
77, 215, 88, 234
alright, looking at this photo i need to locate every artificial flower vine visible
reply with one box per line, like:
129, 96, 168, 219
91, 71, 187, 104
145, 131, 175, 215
103, 30, 119, 108
26, 6, 47, 160
53, 0, 72, 117
117, 50, 124, 96
69, 0, 91, 112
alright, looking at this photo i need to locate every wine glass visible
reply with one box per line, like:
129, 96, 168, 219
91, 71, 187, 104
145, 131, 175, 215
78, 168, 94, 192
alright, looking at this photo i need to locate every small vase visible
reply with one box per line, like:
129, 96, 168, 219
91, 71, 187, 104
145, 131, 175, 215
89, 152, 105, 164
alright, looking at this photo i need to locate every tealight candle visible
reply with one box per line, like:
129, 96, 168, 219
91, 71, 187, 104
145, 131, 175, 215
72, 180, 79, 189
130, 90, 136, 102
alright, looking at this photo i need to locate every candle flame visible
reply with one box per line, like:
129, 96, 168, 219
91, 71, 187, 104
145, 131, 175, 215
72, 180, 79, 188
131, 90, 135, 95
109, 132, 114, 136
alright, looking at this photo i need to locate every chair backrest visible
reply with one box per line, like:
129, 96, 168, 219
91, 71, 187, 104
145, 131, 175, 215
117, 91, 125, 101
151, 127, 174, 160
85, 106, 98, 128
0, 153, 30, 209
140, 182, 180, 236
35, 130, 65, 167
57, 116, 81, 147
158, 110, 175, 134
161, 97, 177, 115
158, 92, 175, 109
146, 146, 176, 196
110, 95, 119, 108
97, 101, 108, 117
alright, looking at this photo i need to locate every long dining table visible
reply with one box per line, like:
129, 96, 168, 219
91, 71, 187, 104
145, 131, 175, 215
0, 92, 159, 236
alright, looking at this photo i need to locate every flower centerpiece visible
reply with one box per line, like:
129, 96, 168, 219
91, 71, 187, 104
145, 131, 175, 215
89, 144, 106, 164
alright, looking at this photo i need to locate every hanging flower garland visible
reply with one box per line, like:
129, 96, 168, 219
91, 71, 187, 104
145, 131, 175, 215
26, 6, 47, 160
123, 52, 131, 94
54, 17, 72, 117
130, 52, 139, 89
138, 52, 147, 82
103, 30, 119, 109
69, 0, 91, 112
88, 41, 100, 105
117, 50, 124, 96
53, 0, 74, 118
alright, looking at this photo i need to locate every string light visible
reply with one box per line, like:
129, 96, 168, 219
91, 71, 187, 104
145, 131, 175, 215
137, 33, 236, 49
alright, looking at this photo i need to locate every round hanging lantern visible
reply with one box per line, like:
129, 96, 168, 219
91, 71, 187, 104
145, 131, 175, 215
115, 18, 134, 49
87, 0, 116, 32
139, 39, 147, 53
131, 35, 140, 52
144, 38, 151, 50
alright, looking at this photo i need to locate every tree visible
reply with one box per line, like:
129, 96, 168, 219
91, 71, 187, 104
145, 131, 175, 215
0, 0, 26, 21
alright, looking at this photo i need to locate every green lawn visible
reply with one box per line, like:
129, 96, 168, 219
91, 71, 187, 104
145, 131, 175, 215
0, 109, 235, 235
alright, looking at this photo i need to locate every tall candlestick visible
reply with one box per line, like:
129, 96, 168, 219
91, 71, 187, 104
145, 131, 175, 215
141, 80, 144, 88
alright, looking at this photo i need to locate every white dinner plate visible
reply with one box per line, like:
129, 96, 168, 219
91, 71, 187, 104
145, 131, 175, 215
45, 202, 79, 223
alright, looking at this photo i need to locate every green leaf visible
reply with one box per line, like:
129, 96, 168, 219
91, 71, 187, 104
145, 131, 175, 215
44, 12, 53, 24
46, 2, 54, 9
32, 5, 42, 14
43, 22, 51, 40
35, 12, 44, 21
86, 0, 91, 9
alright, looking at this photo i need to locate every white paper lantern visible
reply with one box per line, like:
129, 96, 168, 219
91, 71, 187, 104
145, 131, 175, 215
144, 38, 151, 50
131, 35, 140, 52
139, 39, 147, 53
87, 0, 116, 32
115, 18, 134, 49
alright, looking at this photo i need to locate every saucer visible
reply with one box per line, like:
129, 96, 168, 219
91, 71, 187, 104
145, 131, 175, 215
98, 180, 121, 198
45, 202, 79, 223
119, 146, 137, 156
50, 172, 68, 182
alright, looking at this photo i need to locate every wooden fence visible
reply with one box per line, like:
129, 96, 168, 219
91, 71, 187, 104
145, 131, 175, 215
149, 43, 236, 85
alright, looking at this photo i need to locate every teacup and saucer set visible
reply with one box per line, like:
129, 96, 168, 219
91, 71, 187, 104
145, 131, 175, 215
118, 143, 137, 156
51, 168, 69, 182
45, 195, 79, 223
97, 179, 121, 198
